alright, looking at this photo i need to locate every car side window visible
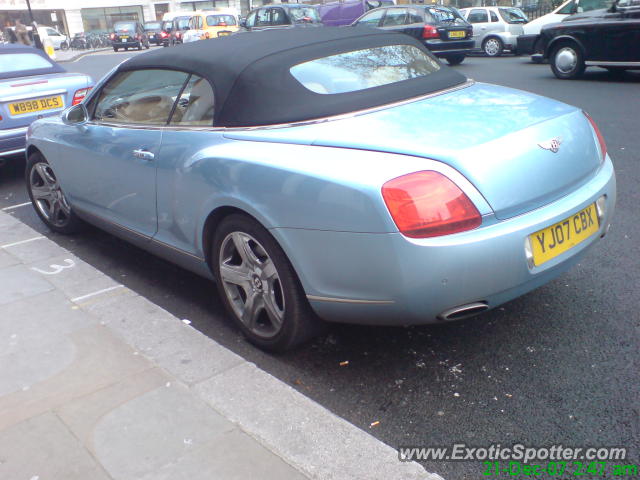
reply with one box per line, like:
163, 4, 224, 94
467, 9, 489, 23
270, 8, 288, 25
93, 69, 189, 126
356, 9, 385, 26
381, 8, 407, 26
255, 8, 271, 26
407, 8, 424, 24
189, 17, 197, 29
490, 10, 499, 22
170, 75, 215, 126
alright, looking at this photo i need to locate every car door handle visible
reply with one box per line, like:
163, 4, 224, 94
132, 148, 155, 161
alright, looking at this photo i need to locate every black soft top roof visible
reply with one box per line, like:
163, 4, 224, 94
0, 44, 65, 81
119, 27, 466, 127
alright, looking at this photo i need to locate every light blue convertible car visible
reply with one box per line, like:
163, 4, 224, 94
25, 27, 616, 351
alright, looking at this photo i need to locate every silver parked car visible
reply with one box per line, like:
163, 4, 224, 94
459, 6, 528, 56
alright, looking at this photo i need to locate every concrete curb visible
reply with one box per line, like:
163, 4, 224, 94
0, 210, 443, 480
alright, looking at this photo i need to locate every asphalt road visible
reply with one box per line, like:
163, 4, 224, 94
1, 50, 638, 479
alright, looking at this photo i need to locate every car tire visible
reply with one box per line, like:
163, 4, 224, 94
445, 54, 465, 66
212, 214, 326, 352
125, 47, 129, 51
26, 152, 83, 235
483, 37, 503, 57
550, 42, 585, 79
60, 41, 69, 51
113, 47, 118, 52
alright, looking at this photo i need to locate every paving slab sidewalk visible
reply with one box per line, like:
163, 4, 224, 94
0, 210, 442, 480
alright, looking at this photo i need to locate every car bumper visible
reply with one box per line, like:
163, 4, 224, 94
0, 126, 28, 158
517, 34, 539, 55
273, 156, 616, 325
426, 38, 475, 55
112, 41, 141, 48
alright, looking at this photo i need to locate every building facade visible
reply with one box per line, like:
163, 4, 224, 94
1, 0, 256, 36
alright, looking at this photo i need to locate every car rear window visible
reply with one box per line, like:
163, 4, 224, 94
0, 53, 55, 75
290, 44, 440, 95
144, 21, 162, 30
498, 7, 528, 23
206, 14, 237, 26
288, 6, 321, 23
114, 22, 136, 32
426, 6, 467, 24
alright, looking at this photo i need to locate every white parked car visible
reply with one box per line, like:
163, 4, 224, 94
459, 6, 528, 56
516, 0, 612, 61
40, 27, 68, 50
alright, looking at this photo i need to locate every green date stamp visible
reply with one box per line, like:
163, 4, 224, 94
483, 460, 639, 477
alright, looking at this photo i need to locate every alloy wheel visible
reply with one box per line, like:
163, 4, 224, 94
29, 162, 72, 227
484, 38, 502, 56
218, 231, 285, 339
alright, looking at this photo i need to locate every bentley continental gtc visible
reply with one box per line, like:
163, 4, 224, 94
25, 28, 616, 351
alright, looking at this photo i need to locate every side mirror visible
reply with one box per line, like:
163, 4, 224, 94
62, 103, 88, 125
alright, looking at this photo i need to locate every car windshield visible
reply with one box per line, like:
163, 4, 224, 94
498, 7, 528, 23
206, 14, 237, 26
114, 22, 136, 33
0, 52, 55, 75
426, 6, 467, 24
288, 7, 321, 23
175, 17, 191, 29
144, 21, 162, 30
290, 44, 440, 94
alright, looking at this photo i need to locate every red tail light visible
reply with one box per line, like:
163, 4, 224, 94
136, 34, 141, 40
583, 111, 607, 162
160, 31, 168, 38
72, 87, 92, 106
110, 33, 116, 40
176, 32, 182, 38
382, 171, 481, 238
422, 25, 439, 39
219, 22, 227, 26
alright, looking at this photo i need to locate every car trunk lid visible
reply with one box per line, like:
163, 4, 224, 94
0, 72, 90, 130
224, 82, 602, 220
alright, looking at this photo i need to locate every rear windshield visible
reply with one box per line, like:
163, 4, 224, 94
290, 44, 440, 94
498, 7, 528, 23
175, 17, 191, 29
288, 7, 321, 23
0, 52, 55, 75
426, 6, 467, 24
144, 21, 162, 30
114, 22, 136, 32
163, 21, 172, 30
206, 14, 237, 26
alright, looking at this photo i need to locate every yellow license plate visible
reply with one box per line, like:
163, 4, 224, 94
121, 35, 129, 39
217, 31, 231, 37
530, 203, 599, 266
9, 95, 64, 116
448, 31, 465, 38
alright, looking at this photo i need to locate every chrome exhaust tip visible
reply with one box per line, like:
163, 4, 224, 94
438, 302, 489, 322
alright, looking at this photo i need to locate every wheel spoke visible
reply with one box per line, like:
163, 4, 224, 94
241, 290, 263, 330
219, 262, 251, 287
261, 258, 278, 282
31, 184, 53, 201
263, 292, 283, 329
35, 163, 56, 186
49, 199, 61, 224
231, 232, 260, 269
